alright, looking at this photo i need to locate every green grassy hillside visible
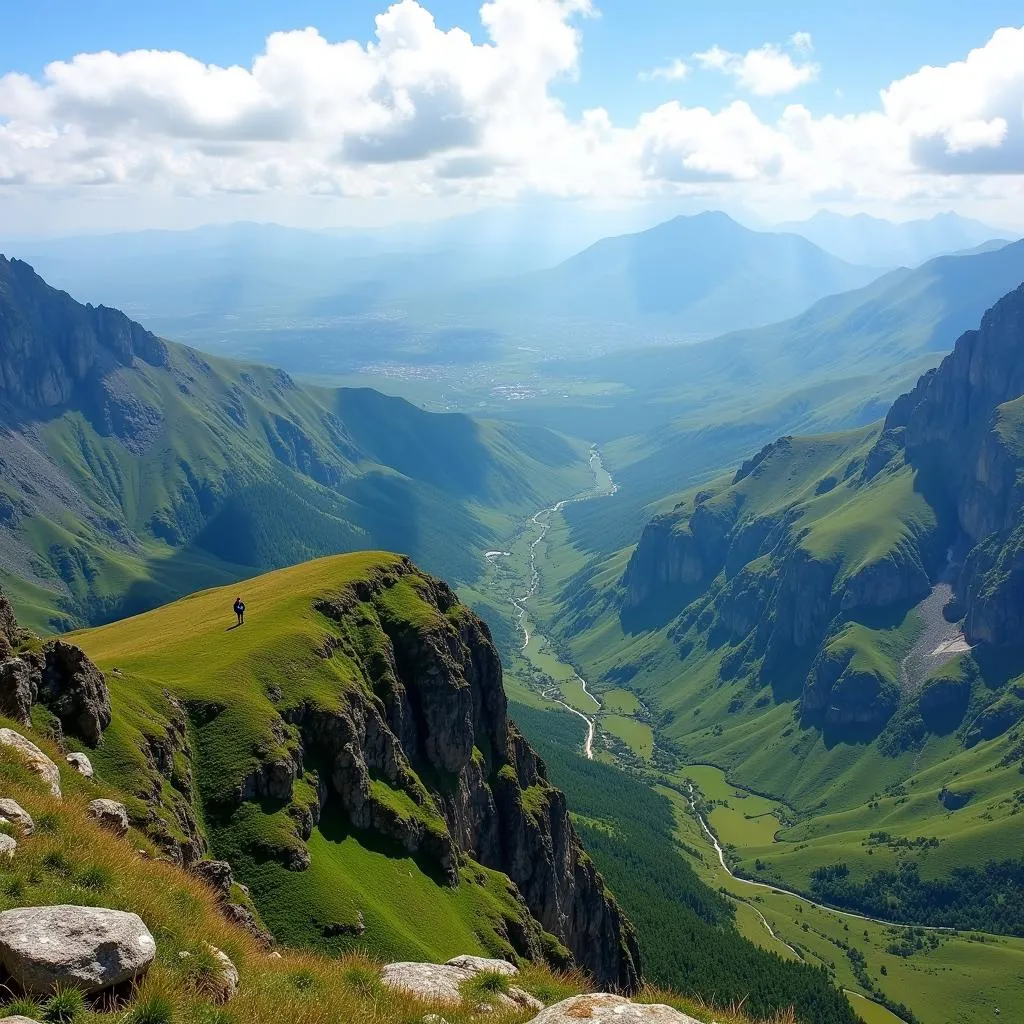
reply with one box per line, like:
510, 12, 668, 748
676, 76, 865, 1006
67, 553, 534, 961
0, 259, 590, 633
0, 718, 787, 1024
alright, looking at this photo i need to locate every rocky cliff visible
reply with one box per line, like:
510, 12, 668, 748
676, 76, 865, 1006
51, 557, 641, 991
876, 282, 1024, 645
0, 256, 169, 420
621, 282, 1024, 741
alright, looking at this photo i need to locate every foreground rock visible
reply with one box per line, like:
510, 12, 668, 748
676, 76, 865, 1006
0, 729, 61, 797
382, 957, 541, 1012
87, 798, 129, 836
0, 905, 155, 994
0, 834, 16, 858
66, 752, 94, 779
529, 995, 702, 1023
0, 797, 34, 835
203, 944, 239, 1003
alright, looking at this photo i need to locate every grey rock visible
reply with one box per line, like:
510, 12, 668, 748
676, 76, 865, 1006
381, 960, 540, 1011
0, 905, 156, 994
203, 944, 239, 1003
528, 995, 701, 1024
87, 798, 129, 837
0, 658, 35, 726
0, 797, 35, 835
223, 903, 274, 949
509, 987, 545, 1012
1, 1017, 38, 1024
66, 752, 95, 779
191, 859, 234, 900
381, 962, 469, 1005
0, 834, 16, 858
444, 954, 517, 976
36, 641, 111, 747
0, 728, 61, 797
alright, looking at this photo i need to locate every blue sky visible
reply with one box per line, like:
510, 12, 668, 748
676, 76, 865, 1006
1, 0, 1023, 234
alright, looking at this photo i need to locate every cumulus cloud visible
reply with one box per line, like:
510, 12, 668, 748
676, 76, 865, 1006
881, 25, 1024, 173
0, 3, 1023, 222
639, 59, 689, 83
693, 41, 819, 96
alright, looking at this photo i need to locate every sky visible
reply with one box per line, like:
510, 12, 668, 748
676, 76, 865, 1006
2, 0, 1024, 235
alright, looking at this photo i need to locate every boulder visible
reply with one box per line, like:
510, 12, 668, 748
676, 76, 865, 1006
37, 641, 111, 747
0, 728, 61, 797
66, 752, 94, 779
0, 658, 35, 726
0, 797, 35, 835
191, 859, 234, 900
528, 995, 702, 1023
444, 954, 517, 976
382, 962, 467, 1005
203, 944, 239, 1003
87, 798, 129, 837
0, 834, 16, 858
0, 905, 156, 994
382, 960, 541, 1011
2, 1018, 38, 1024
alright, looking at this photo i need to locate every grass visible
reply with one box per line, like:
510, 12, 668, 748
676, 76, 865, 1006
600, 715, 654, 761
657, 783, 1024, 1024
0, 712, 799, 1024
66, 553, 551, 964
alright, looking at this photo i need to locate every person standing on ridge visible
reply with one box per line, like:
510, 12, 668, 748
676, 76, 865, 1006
233, 596, 245, 626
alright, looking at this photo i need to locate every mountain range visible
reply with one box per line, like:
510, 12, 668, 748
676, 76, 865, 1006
550, 279, 1024, 948
777, 210, 1015, 268
0, 255, 589, 631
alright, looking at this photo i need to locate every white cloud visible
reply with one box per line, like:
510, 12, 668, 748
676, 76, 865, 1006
790, 32, 813, 53
693, 42, 819, 96
639, 59, 689, 83
881, 25, 1024, 173
0, 5, 1023, 227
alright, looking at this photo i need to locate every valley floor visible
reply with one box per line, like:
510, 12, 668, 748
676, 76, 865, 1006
469, 448, 1024, 1024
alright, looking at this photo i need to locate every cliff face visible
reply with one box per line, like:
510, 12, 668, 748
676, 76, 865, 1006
0, 256, 169, 416
53, 558, 640, 991
281, 563, 640, 990
621, 282, 1024, 741
879, 282, 1024, 645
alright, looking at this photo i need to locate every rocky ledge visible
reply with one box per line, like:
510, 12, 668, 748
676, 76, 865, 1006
260, 561, 641, 990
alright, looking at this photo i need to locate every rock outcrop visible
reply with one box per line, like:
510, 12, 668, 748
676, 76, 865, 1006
381, 956, 542, 1012
291, 566, 641, 991
0, 728, 62, 797
0, 612, 111, 748
88, 798, 129, 836
529, 994, 702, 1023
0, 256, 169, 419
0, 905, 155, 994
32, 641, 112, 746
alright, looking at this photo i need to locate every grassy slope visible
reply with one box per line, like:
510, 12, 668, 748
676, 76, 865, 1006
0, 724, 779, 1024
69, 553, 544, 963
4, 336, 591, 633
516, 420, 1024, 1021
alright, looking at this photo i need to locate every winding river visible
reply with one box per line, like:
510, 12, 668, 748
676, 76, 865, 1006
501, 445, 616, 760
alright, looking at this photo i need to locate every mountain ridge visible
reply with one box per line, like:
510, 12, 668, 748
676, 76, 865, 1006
0, 256, 590, 632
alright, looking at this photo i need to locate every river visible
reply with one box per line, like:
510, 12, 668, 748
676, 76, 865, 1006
495, 444, 615, 760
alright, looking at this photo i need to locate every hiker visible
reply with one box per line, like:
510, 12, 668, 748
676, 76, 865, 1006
233, 596, 245, 626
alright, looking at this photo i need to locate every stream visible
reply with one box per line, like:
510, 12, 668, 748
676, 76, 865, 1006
495, 445, 616, 760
